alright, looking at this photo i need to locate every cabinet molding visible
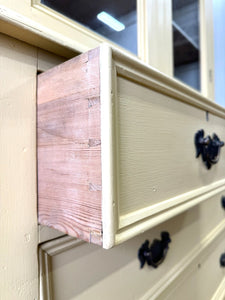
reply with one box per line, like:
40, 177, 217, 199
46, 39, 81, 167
39, 236, 83, 300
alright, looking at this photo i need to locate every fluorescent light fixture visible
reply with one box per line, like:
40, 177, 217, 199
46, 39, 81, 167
97, 11, 125, 32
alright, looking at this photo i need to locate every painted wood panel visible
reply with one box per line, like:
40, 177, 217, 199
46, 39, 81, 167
157, 232, 225, 300
117, 75, 225, 217
0, 33, 38, 299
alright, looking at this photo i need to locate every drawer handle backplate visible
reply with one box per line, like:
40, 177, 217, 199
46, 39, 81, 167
138, 231, 171, 269
195, 129, 224, 169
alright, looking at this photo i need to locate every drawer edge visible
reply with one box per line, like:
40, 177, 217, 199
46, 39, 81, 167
115, 179, 225, 245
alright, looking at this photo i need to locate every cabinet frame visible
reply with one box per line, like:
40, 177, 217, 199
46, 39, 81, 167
0, 0, 215, 98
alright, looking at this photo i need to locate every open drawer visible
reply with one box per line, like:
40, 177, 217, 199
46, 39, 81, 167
37, 44, 225, 248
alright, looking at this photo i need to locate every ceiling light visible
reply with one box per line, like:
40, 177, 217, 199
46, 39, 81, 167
97, 11, 125, 32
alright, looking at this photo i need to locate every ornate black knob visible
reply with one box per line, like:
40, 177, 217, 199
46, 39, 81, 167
220, 253, 225, 267
195, 129, 224, 169
138, 232, 171, 269
221, 196, 225, 210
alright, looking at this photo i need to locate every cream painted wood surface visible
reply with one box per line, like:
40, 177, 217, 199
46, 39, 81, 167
117, 75, 224, 217
211, 276, 225, 300
138, 0, 173, 76
0, 33, 38, 299
157, 230, 225, 300
40, 191, 225, 300
200, 0, 215, 99
0, 32, 68, 299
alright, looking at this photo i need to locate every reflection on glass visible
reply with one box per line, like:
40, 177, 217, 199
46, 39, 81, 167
172, 0, 200, 91
41, 0, 137, 55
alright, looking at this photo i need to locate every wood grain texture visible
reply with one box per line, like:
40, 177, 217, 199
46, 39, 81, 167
0, 33, 38, 299
38, 47, 102, 245
37, 48, 68, 244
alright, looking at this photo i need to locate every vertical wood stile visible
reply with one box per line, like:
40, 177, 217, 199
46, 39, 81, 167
199, 0, 215, 100
137, 0, 173, 76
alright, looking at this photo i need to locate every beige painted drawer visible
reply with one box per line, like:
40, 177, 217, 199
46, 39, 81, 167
40, 191, 225, 300
156, 231, 225, 300
37, 44, 225, 248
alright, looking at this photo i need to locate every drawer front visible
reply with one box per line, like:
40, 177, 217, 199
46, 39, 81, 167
40, 191, 225, 300
117, 76, 225, 217
116, 75, 225, 228
38, 45, 225, 247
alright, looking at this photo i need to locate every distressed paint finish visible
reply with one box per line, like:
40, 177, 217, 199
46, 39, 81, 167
0, 34, 38, 299
37, 47, 103, 245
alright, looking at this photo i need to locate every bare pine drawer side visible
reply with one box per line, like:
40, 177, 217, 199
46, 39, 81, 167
38, 48, 103, 245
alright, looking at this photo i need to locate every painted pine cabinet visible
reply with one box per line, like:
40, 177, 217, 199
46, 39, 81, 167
37, 44, 225, 249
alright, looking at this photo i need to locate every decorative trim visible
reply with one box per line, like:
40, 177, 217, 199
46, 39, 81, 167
116, 180, 225, 245
119, 179, 225, 229
112, 49, 225, 119
39, 236, 84, 300
140, 219, 225, 300
0, 5, 77, 56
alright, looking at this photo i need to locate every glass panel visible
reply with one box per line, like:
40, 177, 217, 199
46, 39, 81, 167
172, 0, 200, 91
213, 0, 225, 107
41, 0, 137, 55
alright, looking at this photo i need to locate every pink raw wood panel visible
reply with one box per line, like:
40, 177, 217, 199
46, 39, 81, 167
37, 47, 103, 245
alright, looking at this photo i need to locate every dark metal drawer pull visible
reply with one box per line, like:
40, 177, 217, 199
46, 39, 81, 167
138, 231, 171, 269
221, 196, 225, 210
195, 129, 224, 169
220, 253, 225, 267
